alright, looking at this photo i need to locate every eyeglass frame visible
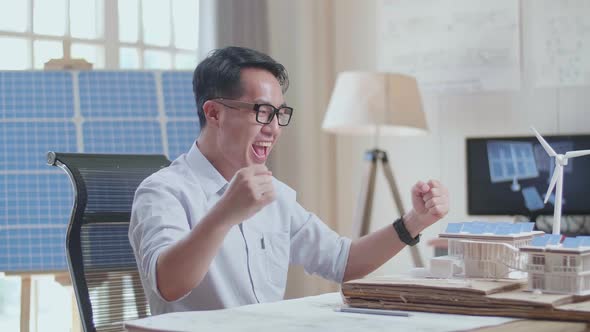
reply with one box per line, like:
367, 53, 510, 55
211, 98, 294, 126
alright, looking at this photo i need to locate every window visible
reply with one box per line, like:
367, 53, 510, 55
562, 255, 577, 267
118, 0, 199, 69
0, 2, 199, 330
0, 0, 199, 70
532, 255, 545, 266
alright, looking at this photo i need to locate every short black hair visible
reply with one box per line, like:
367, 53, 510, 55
192, 46, 289, 127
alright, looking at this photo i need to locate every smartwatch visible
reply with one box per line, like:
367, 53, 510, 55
393, 217, 420, 246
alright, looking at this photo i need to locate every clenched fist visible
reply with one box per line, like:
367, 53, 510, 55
217, 164, 276, 225
410, 180, 449, 228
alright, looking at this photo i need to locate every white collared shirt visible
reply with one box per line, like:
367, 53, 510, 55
129, 143, 351, 315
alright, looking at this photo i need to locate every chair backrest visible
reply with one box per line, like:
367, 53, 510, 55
48, 152, 170, 332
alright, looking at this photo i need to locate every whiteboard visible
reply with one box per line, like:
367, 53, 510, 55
529, 0, 590, 87
377, 0, 521, 93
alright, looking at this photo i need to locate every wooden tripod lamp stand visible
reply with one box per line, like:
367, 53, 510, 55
322, 72, 428, 267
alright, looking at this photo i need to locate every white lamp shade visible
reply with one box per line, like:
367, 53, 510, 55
322, 72, 428, 136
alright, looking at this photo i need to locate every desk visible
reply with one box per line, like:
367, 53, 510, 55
124, 293, 589, 332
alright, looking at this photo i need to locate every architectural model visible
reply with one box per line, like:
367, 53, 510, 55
429, 221, 543, 279
428, 221, 590, 295
427, 128, 590, 294
521, 235, 590, 295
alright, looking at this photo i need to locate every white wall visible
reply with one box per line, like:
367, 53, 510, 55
330, 0, 590, 276
267, 0, 589, 291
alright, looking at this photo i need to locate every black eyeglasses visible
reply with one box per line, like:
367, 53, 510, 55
212, 98, 293, 126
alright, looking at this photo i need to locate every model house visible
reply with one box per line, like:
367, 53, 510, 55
430, 222, 544, 279
521, 235, 590, 295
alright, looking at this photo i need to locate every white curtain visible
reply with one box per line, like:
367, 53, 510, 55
198, 0, 269, 55
266, 0, 341, 297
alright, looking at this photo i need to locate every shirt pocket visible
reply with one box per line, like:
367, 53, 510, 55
262, 231, 290, 288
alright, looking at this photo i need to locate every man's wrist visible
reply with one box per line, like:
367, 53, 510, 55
209, 199, 242, 228
393, 216, 420, 246
401, 210, 427, 238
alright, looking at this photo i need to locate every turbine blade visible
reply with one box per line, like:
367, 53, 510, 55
531, 127, 556, 157
544, 164, 560, 204
565, 149, 590, 159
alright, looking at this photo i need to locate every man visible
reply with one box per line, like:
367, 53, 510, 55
129, 46, 449, 315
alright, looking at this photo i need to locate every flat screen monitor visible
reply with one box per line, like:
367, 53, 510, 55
466, 134, 590, 216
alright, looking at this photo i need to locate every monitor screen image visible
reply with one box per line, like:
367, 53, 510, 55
466, 134, 590, 216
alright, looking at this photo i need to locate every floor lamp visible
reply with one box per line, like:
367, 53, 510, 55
322, 72, 428, 267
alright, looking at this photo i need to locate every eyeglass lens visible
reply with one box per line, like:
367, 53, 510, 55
256, 105, 292, 125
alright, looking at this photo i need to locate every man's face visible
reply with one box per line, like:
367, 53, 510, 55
215, 68, 285, 172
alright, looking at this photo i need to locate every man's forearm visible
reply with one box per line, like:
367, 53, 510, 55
155, 204, 237, 302
342, 210, 427, 282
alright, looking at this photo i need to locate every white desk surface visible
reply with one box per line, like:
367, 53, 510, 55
124, 292, 520, 332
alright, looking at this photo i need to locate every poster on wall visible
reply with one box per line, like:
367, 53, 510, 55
529, 0, 590, 87
377, 0, 521, 93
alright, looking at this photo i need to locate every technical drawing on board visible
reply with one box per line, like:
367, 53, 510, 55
377, 0, 521, 92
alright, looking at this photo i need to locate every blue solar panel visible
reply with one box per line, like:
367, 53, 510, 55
0, 173, 72, 271
0, 174, 73, 226
0, 71, 74, 118
494, 223, 513, 235
520, 222, 535, 232
84, 121, 163, 154
0, 122, 77, 170
522, 186, 544, 211
0, 70, 194, 272
79, 72, 158, 118
0, 226, 68, 271
579, 236, 590, 247
509, 224, 522, 234
531, 235, 551, 247
487, 141, 538, 183
461, 222, 475, 233
162, 72, 196, 117
480, 223, 494, 234
547, 234, 562, 245
469, 223, 486, 234
445, 223, 463, 233
166, 119, 199, 160
562, 237, 581, 249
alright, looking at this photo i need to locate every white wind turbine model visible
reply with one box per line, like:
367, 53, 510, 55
532, 127, 590, 234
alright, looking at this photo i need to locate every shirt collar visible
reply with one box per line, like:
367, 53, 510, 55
186, 142, 229, 198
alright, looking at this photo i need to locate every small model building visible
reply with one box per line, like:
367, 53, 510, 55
430, 222, 544, 279
521, 235, 590, 295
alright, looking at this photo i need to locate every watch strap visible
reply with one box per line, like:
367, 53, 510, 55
393, 217, 420, 246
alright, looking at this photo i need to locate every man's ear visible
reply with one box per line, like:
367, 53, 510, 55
202, 100, 220, 128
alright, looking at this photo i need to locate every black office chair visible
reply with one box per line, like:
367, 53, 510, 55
48, 152, 170, 332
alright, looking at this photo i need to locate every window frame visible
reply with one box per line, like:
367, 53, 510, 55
0, 0, 199, 69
